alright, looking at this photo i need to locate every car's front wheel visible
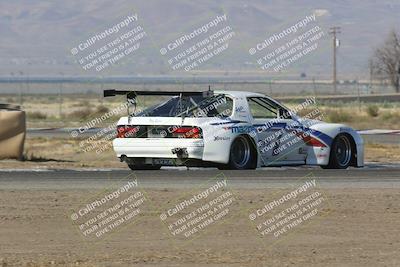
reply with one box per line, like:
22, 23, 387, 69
322, 134, 353, 169
219, 135, 256, 170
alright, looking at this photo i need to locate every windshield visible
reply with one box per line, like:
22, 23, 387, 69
135, 94, 233, 118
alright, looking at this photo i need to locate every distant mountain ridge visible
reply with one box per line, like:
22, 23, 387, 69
0, 0, 399, 78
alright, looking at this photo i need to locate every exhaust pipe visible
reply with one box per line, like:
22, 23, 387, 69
172, 148, 188, 159
120, 155, 127, 162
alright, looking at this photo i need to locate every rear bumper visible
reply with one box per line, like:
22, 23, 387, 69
113, 138, 204, 159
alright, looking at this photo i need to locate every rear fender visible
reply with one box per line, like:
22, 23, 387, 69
202, 122, 257, 164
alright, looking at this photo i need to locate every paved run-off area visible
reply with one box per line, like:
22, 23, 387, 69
0, 168, 399, 266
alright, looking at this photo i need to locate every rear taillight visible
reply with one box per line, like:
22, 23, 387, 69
171, 127, 202, 138
116, 125, 202, 138
117, 126, 140, 138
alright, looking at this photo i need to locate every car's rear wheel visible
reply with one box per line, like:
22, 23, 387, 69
219, 135, 256, 170
322, 134, 353, 169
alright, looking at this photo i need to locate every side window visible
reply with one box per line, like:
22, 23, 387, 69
247, 97, 278, 119
214, 97, 233, 117
192, 95, 233, 117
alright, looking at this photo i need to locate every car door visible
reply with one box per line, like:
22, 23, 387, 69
247, 97, 283, 166
273, 111, 308, 164
247, 97, 307, 166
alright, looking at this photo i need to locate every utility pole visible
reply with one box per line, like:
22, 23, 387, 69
330, 27, 341, 94
269, 80, 272, 96
312, 77, 317, 95
18, 71, 23, 106
58, 72, 63, 120
369, 59, 373, 93
100, 76, 104, 105
356, 77, 361, 111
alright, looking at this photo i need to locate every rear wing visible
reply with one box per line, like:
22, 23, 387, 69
103, 89, 216, 121
104, 89, 214, 99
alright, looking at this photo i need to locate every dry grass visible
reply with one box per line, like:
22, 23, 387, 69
366, 105, 380, 117
27, 111, 48, 120
293, 103, 400, 129
1, 137, 126, 169
324, 108, 354, 123
0, 94, 161, 128
365, 143, 400, 162
2, 94, 399, 130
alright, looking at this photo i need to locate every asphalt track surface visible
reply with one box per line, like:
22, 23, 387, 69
1, 164, 399, 190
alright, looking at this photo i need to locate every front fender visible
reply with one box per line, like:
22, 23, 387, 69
310, 123, 364, 167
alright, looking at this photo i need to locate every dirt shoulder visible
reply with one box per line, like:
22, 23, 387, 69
0, 188, 399, 267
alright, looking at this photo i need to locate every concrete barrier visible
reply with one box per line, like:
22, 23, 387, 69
0, 104, 26, 160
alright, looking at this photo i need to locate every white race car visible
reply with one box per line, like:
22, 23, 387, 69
104, 89, 364, 170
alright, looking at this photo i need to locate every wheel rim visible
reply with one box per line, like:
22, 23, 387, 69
231, 136, 251, 168
335, 135, 352, 167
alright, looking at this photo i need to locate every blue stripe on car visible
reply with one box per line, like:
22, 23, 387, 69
212, 120, 333, 146
308, 129, 333, 146
210, 120, 245, 125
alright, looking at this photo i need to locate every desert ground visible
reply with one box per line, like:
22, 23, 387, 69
1, 186, 399, 267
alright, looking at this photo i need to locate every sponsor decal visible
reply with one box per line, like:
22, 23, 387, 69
226, 126, 255, 134
214, 136, 230, 141
235, 106, 245, 112
149, 118, 163, 123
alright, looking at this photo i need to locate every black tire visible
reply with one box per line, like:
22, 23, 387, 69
321, 134, 353, 169
219, 135, 257, 170
128, 164, 161, 170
